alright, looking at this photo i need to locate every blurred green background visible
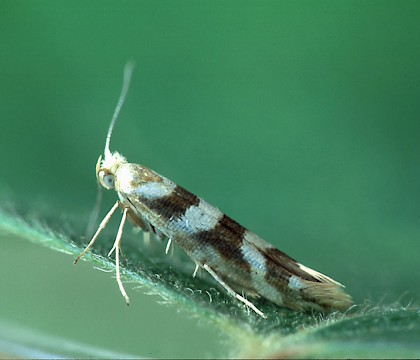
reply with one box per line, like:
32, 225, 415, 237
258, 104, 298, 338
1, 1, 420, 357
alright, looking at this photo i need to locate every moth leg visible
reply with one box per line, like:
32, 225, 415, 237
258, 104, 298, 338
165, 238, 172, 255
112, 206, 130, 305
192, 263, 199, 278
203, 264, 267, 319
74, 201, 120, 264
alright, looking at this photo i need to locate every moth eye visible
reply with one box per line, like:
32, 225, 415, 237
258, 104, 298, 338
102, 173, 115, 189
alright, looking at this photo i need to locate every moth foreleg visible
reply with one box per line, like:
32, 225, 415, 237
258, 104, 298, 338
203, 264, 267, 318
74, 200, 120, 264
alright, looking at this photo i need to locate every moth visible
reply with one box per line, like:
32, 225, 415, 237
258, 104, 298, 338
75, 63, 352, 318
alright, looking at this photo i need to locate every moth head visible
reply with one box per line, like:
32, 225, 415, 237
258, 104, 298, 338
96, 152, 127, 190
95, 155, 113, 190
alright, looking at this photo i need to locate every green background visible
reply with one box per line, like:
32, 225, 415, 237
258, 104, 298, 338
1, 1, 419, 357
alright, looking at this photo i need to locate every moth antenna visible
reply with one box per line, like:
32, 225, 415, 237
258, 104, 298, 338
104, 61, 135, 159
87, 62, 134, 237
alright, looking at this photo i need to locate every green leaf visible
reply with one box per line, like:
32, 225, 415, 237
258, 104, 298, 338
1, 208, 419, 358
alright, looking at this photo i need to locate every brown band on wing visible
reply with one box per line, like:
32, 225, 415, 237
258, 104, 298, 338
194, 214, 250, 272
264, 247, 320, 283
139, 185, 200, 221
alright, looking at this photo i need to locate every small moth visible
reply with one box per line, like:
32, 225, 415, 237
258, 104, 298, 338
75, 63, 352, 318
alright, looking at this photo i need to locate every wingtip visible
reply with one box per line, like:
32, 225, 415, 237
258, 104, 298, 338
302, 280, 353, 311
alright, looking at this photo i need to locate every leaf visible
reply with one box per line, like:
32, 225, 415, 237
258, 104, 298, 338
0, 319, 140, 359
1, 207, 419, 358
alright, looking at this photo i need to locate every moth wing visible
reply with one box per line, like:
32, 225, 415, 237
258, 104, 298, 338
242, 232, 352, 311
241, 231, 322, 282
